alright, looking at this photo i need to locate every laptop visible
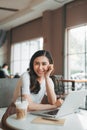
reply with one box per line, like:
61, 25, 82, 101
30, 90, 87, 119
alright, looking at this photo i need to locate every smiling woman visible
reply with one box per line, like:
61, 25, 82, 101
12, 50, 62, 112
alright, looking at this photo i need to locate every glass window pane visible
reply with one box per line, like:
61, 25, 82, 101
21, 42, 29, 60
14, 44, 21, 60
65, 25, 87, 80
11, 37, 43, 75
68, 26, 85, 54
86, 54, 87, 73
21, 60, 29, 74
69, 54, 85, 76
13, 61, 20, 75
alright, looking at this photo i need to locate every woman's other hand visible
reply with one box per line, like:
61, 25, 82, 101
55, 98, 64, 107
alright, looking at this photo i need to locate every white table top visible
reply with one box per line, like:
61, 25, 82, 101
6, 110, 87, 130
0, 108, 7, 121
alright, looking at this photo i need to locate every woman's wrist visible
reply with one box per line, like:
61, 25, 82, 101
44, 74, 50, 78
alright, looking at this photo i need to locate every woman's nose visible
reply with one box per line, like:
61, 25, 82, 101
39, 64, 43, 70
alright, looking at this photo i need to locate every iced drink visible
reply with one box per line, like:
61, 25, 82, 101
15, 98, 28, 120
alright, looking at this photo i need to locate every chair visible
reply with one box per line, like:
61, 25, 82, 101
0, 78, 19, 107
41, 75, 65, 104
50, 75, 65, 98
0, 70, 6, 78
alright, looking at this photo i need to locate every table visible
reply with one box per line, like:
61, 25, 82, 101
0, 107, 7, 129
60, 79, 87, 91
0, 108, 7, 121
6, 110, 87, 130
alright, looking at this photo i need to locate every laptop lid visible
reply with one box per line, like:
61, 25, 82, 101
55, 90, 87, 118
30, 90, 87, 119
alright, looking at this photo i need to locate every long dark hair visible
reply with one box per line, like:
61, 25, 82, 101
29, 50, 54, 94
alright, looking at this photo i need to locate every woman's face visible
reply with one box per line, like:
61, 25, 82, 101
33, 56, 50, 77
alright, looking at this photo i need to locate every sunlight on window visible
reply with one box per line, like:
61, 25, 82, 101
66, 26, 87, 77
65, 25, 87, 90
11, 37, 43, 76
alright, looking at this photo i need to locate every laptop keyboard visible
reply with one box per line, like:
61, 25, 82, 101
44, 109, 59, 115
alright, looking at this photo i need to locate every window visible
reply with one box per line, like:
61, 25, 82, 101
11, 37, 43, 75
65, 25, 87, 90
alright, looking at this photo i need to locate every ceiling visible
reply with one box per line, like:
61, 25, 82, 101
0, 0, 74, 30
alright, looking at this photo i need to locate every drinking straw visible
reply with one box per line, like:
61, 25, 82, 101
21, 87, 22, 102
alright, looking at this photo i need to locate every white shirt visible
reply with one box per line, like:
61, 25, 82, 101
21, 72, 46, 103
2, 68, 10, 76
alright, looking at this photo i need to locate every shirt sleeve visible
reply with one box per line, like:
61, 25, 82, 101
21, 72, 31, 95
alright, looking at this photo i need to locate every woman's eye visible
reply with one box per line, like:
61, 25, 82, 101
35, 63, 39, 65
34, 62, 48, 66
42, 63, 47, 66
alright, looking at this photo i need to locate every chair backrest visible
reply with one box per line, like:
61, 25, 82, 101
0, 78, 19, 108
42, 75, 65, 104
50, 75, 65, 96
0, 70, 6, 78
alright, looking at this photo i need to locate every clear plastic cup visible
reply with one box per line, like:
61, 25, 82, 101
15, 97, 28, 120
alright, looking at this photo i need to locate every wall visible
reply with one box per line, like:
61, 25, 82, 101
66, 0, 87, 28
12, 17, 43, 43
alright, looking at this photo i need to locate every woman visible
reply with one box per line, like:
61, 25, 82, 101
13, 50, 63, 111
1, 63, 10, 78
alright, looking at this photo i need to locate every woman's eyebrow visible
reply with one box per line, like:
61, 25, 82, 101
42, 62, 48, 64
34, 61, 48, 64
